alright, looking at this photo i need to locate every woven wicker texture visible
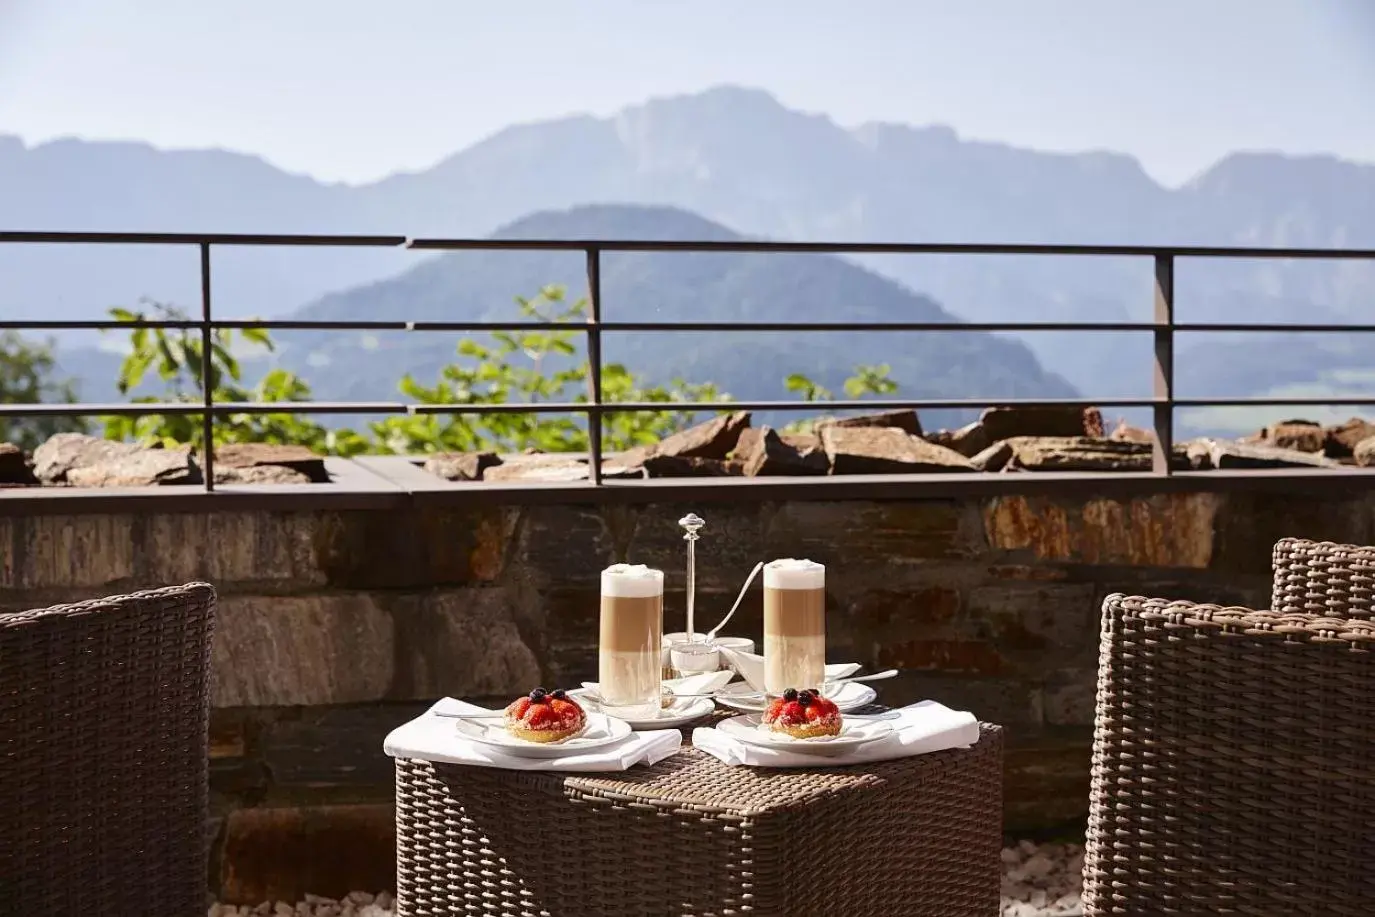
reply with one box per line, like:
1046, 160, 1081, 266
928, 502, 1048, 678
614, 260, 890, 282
0, 583, 218, 916
395, 723, 1001, 917
1272, 536, 1375, 620
1083, 594, 1375, 916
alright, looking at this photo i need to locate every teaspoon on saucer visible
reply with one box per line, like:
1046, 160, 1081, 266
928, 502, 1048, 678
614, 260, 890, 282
672, 668, 899, 698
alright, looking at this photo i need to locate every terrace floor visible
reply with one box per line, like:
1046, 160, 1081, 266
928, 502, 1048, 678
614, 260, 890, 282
203, 838, 1085, 917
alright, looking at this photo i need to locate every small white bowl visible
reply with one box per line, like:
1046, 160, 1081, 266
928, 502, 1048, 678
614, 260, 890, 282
662, 633, 755, 667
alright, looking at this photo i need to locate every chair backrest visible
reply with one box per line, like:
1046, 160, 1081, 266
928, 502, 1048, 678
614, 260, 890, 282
1272, 536, 1375, 620
0, 583, 217, 916
1083, 593, 1375, 916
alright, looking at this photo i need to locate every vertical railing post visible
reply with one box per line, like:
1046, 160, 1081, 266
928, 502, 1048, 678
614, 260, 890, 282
585, 247, 604, 485
1151, 253, 1175, 475
199, 242, 216, 492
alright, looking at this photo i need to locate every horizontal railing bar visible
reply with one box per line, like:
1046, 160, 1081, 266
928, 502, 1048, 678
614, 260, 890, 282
0, 402, 409, 417
0, 320, 205, 330
0, 231, 1372, 260
407, 237, 1375, 260
8, 318, 1375, 334
412, 321, 1162, 333
1171, 396, 1375, 407
0, 319, 1167, 333
1172, 323, 1375, 333
0, 231, 409, 246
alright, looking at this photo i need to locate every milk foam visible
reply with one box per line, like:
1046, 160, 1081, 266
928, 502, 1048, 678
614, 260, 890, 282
601, 563, 665, 597
763, 558, 825, 590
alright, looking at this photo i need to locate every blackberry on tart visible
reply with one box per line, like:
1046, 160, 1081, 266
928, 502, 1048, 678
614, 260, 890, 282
503, 688, 587, 743
762, 688, 842, 739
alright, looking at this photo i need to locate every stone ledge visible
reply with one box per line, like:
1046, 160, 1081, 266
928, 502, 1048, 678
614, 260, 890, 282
211, 589, 540, 707
2, 460, 1375, 516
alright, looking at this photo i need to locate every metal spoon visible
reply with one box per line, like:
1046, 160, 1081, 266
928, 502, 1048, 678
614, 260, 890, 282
705, 561, 763, 643
671, 668, 900, 698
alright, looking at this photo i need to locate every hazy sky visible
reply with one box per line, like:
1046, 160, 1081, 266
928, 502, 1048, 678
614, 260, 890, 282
2, 0, 1373, 187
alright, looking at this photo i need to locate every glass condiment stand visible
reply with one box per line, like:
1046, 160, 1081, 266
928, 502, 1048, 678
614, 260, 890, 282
666, 512, 721, 677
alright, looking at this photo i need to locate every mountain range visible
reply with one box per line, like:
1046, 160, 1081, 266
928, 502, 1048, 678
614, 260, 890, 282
280, 204, 1076, 424
4, 85, 1374, 434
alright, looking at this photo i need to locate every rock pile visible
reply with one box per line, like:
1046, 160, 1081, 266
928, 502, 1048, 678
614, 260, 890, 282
422, 407, 1375, 482
0, 434, 329, 488
4, 407, 1375, 488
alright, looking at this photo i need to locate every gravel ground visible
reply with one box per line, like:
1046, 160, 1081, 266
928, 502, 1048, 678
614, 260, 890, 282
208, 892, 394, 917
1001, 840, 1084, 916
207, 841, 1084, 916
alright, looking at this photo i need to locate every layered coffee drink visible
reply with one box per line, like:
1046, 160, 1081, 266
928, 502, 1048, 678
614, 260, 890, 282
763, 558, 826, 694
599, 563, 665, 719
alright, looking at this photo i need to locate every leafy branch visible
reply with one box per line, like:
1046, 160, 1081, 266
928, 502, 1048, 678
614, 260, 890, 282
92, 288, 901, 455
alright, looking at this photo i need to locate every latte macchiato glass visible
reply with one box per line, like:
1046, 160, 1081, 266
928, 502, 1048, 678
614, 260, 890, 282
763, 558, 826, 694
599, 563, 665, 719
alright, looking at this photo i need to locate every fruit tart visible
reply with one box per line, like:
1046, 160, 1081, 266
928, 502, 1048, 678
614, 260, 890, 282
762, 688, 842, 739
503, 688, 587, 743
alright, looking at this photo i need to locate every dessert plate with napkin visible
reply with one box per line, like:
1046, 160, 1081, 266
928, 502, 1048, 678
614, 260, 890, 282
693, 700, 978, 768
384, 698, 681, 772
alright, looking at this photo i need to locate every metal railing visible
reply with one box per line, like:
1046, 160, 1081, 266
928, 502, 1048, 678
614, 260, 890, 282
3, 230, 1375, 492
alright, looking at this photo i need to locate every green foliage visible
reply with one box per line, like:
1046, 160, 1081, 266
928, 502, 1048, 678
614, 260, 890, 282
368, 285, 732, 454
784, 373, 832, 403
102, 299, 340, 453
783, 363, 900, 433
0, 331, 87, 450
100, 289, 901, 457
843, 364, 898, 399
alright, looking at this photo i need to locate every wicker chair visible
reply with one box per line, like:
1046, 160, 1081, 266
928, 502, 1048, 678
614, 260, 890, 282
0, 583, 218, 916
1272, 536, 1375, 620
1082, 593, 1375, 916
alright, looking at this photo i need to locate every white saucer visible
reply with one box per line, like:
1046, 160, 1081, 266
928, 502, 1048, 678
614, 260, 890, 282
452, 712, 631, 758
568, 689, 715, 730
714, 681, 878, 714
715, 714, 893, 756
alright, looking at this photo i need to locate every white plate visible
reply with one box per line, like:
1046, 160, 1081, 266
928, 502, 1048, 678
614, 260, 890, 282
568, 690, 715, 730
715, 714, 893, 756
453, 712, 631, 758
714, 681, 878, 714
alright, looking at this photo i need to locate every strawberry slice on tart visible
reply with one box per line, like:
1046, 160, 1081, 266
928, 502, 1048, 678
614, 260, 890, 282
762, 687, 842, 739
503, 688, 587, 743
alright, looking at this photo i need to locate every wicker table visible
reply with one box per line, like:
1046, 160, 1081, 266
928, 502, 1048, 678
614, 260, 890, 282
394, 721, 1002, 917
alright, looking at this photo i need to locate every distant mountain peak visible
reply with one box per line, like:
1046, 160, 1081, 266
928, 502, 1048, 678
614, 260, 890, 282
634, 84, 791, 115
852, 121, 961, 149
491, 204, 742, 242
1185, 149, 1375, 194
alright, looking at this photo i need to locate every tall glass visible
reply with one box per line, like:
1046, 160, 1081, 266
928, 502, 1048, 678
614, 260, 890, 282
599, 563, 665, 719
763, 558, 826, 694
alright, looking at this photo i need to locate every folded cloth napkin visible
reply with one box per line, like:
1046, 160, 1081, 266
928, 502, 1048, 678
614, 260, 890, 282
384, 698, 682, 772
692, 700, 979, 769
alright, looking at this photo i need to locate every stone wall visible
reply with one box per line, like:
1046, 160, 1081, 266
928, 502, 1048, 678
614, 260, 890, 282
4, 485, 1373, 903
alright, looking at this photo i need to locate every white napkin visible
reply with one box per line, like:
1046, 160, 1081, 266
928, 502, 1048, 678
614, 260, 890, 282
692, 700, 979, 769
384, 698, 682, 772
